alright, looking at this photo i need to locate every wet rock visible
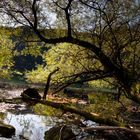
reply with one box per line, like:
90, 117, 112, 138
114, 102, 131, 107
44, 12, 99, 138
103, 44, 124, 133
21, 88, 41, 99
44, 125, 76, 140
0, 122, 15, 138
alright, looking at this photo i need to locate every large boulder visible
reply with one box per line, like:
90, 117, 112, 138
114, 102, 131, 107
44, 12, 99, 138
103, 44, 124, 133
44, 125, 76, 140
0, 122, 15, 138
21, 88, 41, 99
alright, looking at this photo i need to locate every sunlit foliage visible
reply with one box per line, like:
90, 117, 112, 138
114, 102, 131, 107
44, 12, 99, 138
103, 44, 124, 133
25, 42, 102, 84
33, 103, 62, 117
0, 34, 15, 78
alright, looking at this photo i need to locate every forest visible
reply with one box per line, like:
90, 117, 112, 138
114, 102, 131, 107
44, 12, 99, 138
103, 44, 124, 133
0, 0, 140, 140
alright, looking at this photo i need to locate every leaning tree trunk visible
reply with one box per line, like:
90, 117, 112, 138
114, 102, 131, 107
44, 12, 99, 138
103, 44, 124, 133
122, 83, 140, 105
23, 98, 123, 126
43, 68, 59, 99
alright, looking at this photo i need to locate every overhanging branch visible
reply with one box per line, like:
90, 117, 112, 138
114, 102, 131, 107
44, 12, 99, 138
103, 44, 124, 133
52, 70, 112, 94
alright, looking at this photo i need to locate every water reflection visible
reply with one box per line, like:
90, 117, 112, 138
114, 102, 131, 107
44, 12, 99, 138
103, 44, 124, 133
3, 112, 64, 140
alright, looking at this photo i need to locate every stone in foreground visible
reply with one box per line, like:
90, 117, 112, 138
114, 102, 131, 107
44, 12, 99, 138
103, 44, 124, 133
21, 88, 41, 99
0, 122, 15, 138
44, 125, 76, 140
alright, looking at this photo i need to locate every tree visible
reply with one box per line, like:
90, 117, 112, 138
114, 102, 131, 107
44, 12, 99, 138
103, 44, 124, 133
0, 0, 140, 103
0, 34, 15, 78
25, 42, 105, 91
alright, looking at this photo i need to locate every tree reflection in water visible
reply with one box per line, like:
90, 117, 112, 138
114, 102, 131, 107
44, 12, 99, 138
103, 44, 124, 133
3, 112, 64, 140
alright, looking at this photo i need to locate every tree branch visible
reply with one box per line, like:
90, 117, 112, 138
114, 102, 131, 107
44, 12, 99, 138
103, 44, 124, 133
82, 126, 140, 134
32, 0, 38, 29
43, 67, 59, 99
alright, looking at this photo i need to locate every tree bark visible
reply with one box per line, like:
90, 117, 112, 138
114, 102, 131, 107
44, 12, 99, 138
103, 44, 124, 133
82, 126, 140, 140
43, 68, 59, 99
82, 126, 140, 134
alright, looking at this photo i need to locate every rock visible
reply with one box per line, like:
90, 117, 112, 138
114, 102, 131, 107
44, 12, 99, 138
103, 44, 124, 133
21, 88, 41, 99
0, 122, 15, 138
44, 125, 76, 140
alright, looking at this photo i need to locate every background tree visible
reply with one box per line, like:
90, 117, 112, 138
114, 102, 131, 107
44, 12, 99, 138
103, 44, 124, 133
26, 42, 109, 89
0, 34, 15, 78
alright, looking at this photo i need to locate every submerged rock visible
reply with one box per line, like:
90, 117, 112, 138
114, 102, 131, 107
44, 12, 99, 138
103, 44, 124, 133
21, 88, 41, 99
44, 125, 76, 140
0, 122, 15, 138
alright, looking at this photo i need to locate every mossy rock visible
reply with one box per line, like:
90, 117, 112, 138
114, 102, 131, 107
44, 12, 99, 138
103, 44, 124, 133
0, 122, 15, 138
44, 125, 76, 140
21, 88, 41, 99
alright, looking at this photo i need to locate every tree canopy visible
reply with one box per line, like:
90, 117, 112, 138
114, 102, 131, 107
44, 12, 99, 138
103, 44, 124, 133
0, 0, 140, 103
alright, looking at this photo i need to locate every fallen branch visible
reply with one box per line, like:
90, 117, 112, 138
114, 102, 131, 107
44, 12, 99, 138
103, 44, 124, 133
22, 98, 122, 126
81, 126, 140, 134
81, 126, 140, 140
1, 97, 138, 129
0, 97, 122, 126
43, 67, 59, 99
